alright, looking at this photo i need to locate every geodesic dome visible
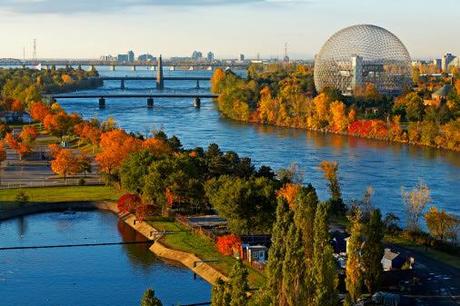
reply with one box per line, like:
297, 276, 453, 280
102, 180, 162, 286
314, 24, 412, 96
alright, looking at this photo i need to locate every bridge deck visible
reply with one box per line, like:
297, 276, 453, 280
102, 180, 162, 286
100, 76, 211, 81
51, 93, 218, 99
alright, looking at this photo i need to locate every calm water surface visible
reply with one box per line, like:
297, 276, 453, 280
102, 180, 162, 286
56, 67, 460, 220
0, 211, 210, 305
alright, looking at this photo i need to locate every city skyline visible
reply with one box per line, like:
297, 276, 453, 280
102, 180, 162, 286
0, 0, 459, 60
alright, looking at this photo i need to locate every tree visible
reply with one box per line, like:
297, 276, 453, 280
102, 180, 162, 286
120, 150, 156, 192
229, 260, 249, 306
362, 209, 384, 294
281, 223, 306, 305
319, 160, 345, 214
329, 100, 348, 132
117, 193, 142, 214
402, 181, 431, 232
312, 203, 338, 306
345, 211, 364, 303
30, 101, 50, 122
140, 288, 162, 306
0, 142, 6, 185
425, 206, 460, 242
204, 176, 277, 234
277, 183, 301, 208
216, 234, 242, 256
211, 279, 231, 306
19, 126, 38, 145
265, 199, 291, 304
51, 149, 80, 181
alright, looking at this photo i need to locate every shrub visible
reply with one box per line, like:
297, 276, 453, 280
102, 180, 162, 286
15, 190, 29, 205
78, 178, 86, 186
216, 234, 242, 256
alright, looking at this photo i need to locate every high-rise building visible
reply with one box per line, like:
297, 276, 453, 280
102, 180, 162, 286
239, 54, 245, 61
441, 53, 456, 72
207, 51, 215, 62
117, 54, 129, 63
433, 59, 442, 71
192, 51, 203, 60
138, 54, 155, 62
128, 50, 135, 63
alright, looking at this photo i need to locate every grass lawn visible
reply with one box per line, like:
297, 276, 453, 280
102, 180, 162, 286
149, 219, 266, 288
0, 186, 121, 209
385, 235, 460, 269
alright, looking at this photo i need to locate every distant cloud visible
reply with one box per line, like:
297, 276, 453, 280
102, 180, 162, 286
0, 0, 292, 14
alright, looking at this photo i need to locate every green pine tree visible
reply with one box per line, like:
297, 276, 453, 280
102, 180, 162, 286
265, 198, 292, 304
362, 209, 384, 294
312, 202, 338, 306
140, 288, 162, 306
229, 260, 249, 306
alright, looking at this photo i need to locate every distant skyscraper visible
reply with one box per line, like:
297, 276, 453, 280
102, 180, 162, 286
128, 50, 135, 63
283, 42, 290, 63
138, 54, 156, 62
192, 51, 203, 60
33, 39, 37, 61
207, 51, 215, 62
239, 54, 245, 61
117, 54, 129, 63
442, 53, 456, 72
433, 58, 442, 71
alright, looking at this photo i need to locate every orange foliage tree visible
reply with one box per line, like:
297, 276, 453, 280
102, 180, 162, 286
117, 193, 142, 214
95, 129, 142, 179
142, 138, 171, 157
30, 101, 51, 122
4, 133, 31, 160
51, 149, 80, 180
74, 122, 101, 146
19, 126, 38, 144
277, 183, 301, 208
44, 112, 81, 138
216, 234, 242, 256
11, 100, 24, 112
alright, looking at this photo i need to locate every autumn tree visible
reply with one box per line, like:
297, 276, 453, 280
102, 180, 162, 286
19, 126, 38, 145
216, 234, 242, 256
425, 206, 460, 242
329, 100, 348, 132
30, 101, 50, 122
51, 149, 80, 181
345, 210, 364, 303
402, 181, 431, 232
319, 160, 345, 214
0, 142, 6, 185
277, 183, 301, 208
95, 129, 142, 182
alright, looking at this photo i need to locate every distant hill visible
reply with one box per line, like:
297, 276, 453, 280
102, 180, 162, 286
0, 58, 22, 65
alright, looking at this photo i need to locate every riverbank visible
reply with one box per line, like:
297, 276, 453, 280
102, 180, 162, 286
0, 190, 262, 286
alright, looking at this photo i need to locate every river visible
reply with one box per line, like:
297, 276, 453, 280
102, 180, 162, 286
0, 211, 210, 305
56, 67, 460, 221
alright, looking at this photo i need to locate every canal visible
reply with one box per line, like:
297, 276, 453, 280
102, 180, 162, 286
57, 67, 460, 220
0, 211, 210, 305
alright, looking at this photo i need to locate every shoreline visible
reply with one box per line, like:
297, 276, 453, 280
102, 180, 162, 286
0, 202, 227, 285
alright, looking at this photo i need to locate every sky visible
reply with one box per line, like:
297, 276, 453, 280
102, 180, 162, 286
0, 0, 459, 60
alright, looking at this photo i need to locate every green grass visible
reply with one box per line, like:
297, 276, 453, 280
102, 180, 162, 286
385, 234, 460, 269
0, 186, 121, 209
149, 219, 266, 288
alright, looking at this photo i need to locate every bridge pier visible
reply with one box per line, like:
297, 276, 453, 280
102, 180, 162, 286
132, 65, 136, 71
120, 79, 125, 90
156, 55, 164, 90
110, 65, 116, 71
147, 98, 154, 108
196, 80, 200, 89
194, 97, 201, 108
99, 97, 106, 109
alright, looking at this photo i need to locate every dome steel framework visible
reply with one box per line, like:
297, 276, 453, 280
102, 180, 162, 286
314, 24, 412, 96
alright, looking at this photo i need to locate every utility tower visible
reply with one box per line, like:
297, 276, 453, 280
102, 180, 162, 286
283, 42, 290, 63
33, 39, 37, 62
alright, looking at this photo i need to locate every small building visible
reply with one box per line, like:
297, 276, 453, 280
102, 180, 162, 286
381, 248, 407, 271
242, 245, 268, 263
0, 111, 32, 124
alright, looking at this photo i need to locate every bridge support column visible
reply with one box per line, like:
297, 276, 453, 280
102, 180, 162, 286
147, 98, 154, 108
132, 65, 136, 71
99, 97, 106, 109
196, 80, 200, 89
121, 79, 125, 90
194, 97, 201, 109
110, 65, 116, 71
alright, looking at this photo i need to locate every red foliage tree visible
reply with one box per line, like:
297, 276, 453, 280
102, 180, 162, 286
19, 126, 38, 144
11, 100, 24, 112
117, 193, 142, 214
216, 234, 242, 256
135, 205, 155, 221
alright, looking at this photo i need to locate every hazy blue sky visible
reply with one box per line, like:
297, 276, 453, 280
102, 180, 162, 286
0, 0, 458, 60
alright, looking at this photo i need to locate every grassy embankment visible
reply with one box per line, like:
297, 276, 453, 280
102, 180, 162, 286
0, 186, 120, 210
149, 219, 266, 288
